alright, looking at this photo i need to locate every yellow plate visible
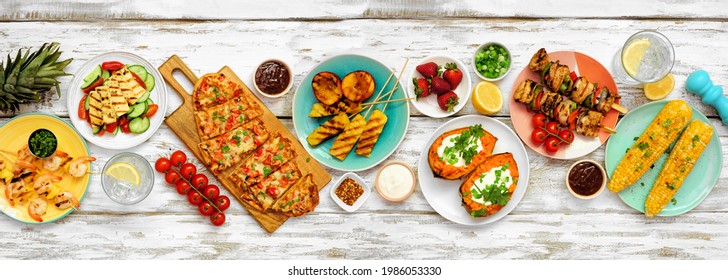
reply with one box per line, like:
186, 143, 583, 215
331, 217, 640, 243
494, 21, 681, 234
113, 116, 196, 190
0, 113, 91, 224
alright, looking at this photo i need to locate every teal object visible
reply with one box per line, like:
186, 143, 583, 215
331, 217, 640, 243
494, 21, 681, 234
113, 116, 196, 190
292, 54, 409, 171
686, 70, 728, 125
605, 100, 722, 216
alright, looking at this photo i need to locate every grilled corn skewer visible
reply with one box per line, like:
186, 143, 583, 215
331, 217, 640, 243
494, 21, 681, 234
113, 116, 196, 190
607, 100, 692, 192
645, 120, 713, 217
329, 114, 366, 160
306, 113, 350, 147
355, 109, 388, 157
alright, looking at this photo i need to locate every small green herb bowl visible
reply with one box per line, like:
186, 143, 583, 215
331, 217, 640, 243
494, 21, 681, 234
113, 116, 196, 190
473, 42, 512, 82
28, 128, 58, 159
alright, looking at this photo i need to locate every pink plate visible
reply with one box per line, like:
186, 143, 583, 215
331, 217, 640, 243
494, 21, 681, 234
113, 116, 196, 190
509, 51, 620, 159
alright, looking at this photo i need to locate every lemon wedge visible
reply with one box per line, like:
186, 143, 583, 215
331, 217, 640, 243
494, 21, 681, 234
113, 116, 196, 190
105, 162, 140, 186
622, 39, 651, 77
472, 81, 503, 115
644, 73, 675, 100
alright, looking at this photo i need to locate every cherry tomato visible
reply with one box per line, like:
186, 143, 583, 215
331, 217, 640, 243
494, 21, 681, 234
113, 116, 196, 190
82, 77, 104, 94
170, 150, 187, 167
179, 163, 197, 180
96, 127, 105, 136
198, 201, 215, 216
155, 157, 172, 173
146, 104, 159, 118
531, 128, 548, 145
214, 195, 231, 211
119, 115, 128, 125
210, 212, 226, 226
202, 185, 220, 200
78, 95, 88, 120
558, 130, 575, 145
129, 71, 147, 90
266, 187, 279, 198
187, 191, 203, 206
544, 136, 561, 153
190, 173, 208, 188
531, 113, 547, 128
101, 61, 124, 71
164, 170, 181, 184
121, 122, 131, 133
175, 180, 192, 195
545, 121, 559, 135
106, 121, 118, 133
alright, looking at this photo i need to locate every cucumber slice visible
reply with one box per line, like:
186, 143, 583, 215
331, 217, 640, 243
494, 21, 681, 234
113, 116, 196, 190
146, 98, 154, 105
81, 75, 101, 89
128, 118, 143, 134
127, 65, 148, 80
138, 117, 151, 134
113, 125, 120, 135
126, 105, 135, 116
84, 65, 102, 83
137, 91, 150, 103
127, 103, 146, 118
84, 94, 91, 110
91, 125, 101, 134
101, 70, 111, 80
143, 73, 155, 92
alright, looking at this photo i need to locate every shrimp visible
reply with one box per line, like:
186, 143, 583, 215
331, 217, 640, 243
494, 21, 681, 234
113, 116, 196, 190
17, 145, 36, 163
4, 181, 31, 206
28, 198, 47, 222
43, 151, 70, 172
33, 174, 62, 198
68, 156, 96, 177
54, 191, 80, 210
12, 160, 37, 178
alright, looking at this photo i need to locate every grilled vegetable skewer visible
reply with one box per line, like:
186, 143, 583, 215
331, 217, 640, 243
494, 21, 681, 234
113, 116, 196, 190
528, 48, 627, 114
514, 79, 615, 137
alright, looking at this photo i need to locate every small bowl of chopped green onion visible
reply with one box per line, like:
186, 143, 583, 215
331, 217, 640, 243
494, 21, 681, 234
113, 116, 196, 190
28, 128, 58, 159
473, 42, 512, 81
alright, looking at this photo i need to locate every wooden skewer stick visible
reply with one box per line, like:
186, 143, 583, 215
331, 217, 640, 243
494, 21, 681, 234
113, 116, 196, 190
350, 68, 396, 120
601, 125, 617, 134
361, 97, 413, 107
612, 104, 628, 114
382, 58, 409, 113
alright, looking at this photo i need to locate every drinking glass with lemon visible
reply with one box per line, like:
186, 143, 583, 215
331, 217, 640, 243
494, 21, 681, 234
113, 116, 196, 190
612, 30, 676, 100
102, 152, 154, 204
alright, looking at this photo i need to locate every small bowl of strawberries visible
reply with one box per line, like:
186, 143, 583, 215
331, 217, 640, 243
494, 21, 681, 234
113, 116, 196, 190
407, 55, 471, 118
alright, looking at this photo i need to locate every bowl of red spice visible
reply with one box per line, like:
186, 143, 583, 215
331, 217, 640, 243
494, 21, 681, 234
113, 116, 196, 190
330, 172, 370, 212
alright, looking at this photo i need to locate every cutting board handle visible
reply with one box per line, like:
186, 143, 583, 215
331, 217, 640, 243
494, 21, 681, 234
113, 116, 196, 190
158, 55, 198, 106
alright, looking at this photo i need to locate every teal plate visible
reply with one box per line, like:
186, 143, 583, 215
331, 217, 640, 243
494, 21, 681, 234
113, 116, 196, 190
605, 100, 723, 216
292, 54, 410, 172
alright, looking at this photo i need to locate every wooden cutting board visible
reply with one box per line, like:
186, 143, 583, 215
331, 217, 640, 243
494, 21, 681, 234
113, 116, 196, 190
158, 55, 331, 233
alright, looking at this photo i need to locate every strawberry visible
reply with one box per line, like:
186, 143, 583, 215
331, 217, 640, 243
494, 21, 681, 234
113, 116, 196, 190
437, 91, 459, 112
442, 63, 463, 90
430, 76, 451, 95
416, 62, 438, 78
412, 77, 430, 99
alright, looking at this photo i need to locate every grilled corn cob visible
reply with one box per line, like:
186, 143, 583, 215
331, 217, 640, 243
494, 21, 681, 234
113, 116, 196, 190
329, 114, 366, 160
645, 120, 713, 217
306, 113, 350, 146
607, 100, 692, 192
355, 109, 388, 157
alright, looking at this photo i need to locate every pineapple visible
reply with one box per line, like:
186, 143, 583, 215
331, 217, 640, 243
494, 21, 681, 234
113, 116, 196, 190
0, 42, 72, 113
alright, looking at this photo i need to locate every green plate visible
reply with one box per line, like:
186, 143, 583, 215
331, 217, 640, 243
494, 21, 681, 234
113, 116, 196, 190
605, 100, 722, 216
292, 54, 409, 172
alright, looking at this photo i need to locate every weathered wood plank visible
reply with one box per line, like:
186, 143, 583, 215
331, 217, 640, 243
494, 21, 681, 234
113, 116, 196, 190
2, 0, 727, 21
1, 212, 727, 259
1, 19, 726, 118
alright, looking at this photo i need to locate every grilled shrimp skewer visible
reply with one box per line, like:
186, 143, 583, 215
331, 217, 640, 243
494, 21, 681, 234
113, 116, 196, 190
28, 198, 47, 222
54, 191, 80, 210
68, 156, 96, 177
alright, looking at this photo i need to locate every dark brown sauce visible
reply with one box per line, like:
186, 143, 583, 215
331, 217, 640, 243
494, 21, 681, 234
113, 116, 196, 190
568, 162, 604, 196
255, 61, 290, 95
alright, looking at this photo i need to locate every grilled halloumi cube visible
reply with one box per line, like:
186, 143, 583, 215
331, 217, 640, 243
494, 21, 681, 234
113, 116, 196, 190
306, 113, 350, 147
329, 114, 366, 161
110, 68, 146, 105
355, 109, 388, 157
88, 89, 105, 126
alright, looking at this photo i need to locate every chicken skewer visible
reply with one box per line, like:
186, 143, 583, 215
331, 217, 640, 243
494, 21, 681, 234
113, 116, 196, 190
514, 79, 616, 137
528, 48, 627, 114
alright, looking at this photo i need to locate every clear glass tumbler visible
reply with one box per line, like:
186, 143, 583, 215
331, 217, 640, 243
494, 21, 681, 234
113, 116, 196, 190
612, 30, 675, 85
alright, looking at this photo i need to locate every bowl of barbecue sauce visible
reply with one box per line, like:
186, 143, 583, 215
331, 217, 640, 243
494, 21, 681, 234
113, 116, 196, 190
566, 160, 606, 199
253, 59, 293, 98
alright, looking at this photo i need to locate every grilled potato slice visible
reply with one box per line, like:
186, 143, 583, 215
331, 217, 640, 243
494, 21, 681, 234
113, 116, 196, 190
342, 71, 375, 102
307, 113, 350, 146
330, 114, 366, 161
309, 99, 363, 117
355, 109, 388, 157
312, 71, 343, 105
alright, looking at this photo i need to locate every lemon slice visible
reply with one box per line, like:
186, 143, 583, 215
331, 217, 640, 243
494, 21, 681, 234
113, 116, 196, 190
622, 39, 651, 77
644, 73, 675, 100
471, 81, 503, 115
105, 162, 140, 186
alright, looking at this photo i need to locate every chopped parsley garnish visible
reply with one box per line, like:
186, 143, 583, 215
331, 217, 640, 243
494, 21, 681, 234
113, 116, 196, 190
662, 118, 673, 128
441, 124, 485, 165
633, 137, 639, 141
243, 131, 249, 136
666, 182, 675, 190
221, 145, 231, 153
636, 141, 650, 150
306, 157, 311, 162
671, 198, 678, 205
692, 135, 700, 147
232, 135, 242, 146
643, 150, 652, 158
239, 115, 245, 123
641, 182, 645, 186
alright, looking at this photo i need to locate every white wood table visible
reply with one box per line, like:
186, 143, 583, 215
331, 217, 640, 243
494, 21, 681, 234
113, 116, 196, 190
1, 1, 727, 259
